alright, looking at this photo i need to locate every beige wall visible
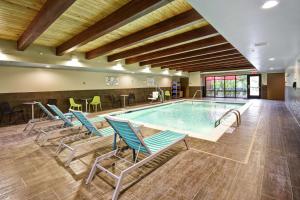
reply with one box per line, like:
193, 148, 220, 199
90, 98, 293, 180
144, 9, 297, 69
189, 72, 202, 86
0, 66, 172, 93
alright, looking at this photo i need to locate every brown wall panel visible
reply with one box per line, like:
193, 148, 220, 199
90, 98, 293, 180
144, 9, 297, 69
0, 87, 171, 124
188, 86, 202, 98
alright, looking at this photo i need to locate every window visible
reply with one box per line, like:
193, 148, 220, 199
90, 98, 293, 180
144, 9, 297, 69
225, 76, 236, 97
205, 76, 215, 97
214, 76, 225, 97
236, 75, 247, 98
205, 75, 248, 98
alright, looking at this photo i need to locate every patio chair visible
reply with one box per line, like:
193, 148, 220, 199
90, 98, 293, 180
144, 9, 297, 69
148, 91, 159, 102
110, 94, 121, 108
0, 102, 25, 125
86, 116, 189, 200
128, 93, 135, 106
57, 109, 115, 166
164, 90, 171, 100
89, 96, 102, 112
69, 98, 82, 111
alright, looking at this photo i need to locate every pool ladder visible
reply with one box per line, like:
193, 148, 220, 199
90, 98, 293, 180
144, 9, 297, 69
214, 109, 241, 127
192, 90, 202, 104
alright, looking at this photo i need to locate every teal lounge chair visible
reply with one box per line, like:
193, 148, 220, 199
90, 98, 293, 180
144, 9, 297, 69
35, 104, 105, 146
86, 116, 189, 200
57, 110, 115, 166
23, 101, 59, 135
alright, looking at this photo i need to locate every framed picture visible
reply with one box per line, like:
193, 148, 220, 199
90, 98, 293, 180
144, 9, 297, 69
105, 76, 119, 86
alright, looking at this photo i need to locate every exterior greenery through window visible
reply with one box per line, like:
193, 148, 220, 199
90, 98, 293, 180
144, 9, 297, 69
205, 75, 247, 98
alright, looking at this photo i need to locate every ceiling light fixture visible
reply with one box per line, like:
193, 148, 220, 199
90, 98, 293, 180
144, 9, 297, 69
269, 67, 274, 70
45, 65, 51, 68
71, 55, 79, 62
112, 63, 125, 71
142, 66, 151, 73
261, 0, 279, 9
175, 71, 182, 76
162, 69, 169, 75
269, 57, 275, 61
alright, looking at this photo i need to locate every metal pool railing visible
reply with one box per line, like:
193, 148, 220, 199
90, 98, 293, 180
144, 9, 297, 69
214, 109, 241, 127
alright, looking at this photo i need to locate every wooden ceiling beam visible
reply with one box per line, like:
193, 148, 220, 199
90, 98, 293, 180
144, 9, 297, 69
152, 49, 240, 67
139, 43, 234, 65
17, 0, 76, 51
178, 63, 252, 71
126, 35, 226, 64
185, 66, 255, 72
56, 0, 172, 55
86, 9, 202, 59
166, 56, 247, 69
174, 61, 251, 70
107, 24, 218, 62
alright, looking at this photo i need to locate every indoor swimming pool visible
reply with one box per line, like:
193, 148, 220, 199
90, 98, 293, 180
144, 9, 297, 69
111, 100, 250, 141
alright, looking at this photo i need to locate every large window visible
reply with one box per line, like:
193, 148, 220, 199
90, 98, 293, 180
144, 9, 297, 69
205, 76, 215, 97
236, 75, 247, 98
225, 76, 236, 97
205, 75, 248, 98
215, 76, 224, 97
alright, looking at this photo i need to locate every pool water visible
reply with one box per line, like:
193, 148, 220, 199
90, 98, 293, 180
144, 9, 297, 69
116, 101, 244, 136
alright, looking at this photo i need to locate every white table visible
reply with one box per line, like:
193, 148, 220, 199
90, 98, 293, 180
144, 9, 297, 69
120, 95, 129, 108
81, 98, 92, 112
23, 102, 35, 120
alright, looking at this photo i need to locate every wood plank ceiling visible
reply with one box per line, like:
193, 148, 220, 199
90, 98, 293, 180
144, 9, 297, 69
0, 0, 255, 72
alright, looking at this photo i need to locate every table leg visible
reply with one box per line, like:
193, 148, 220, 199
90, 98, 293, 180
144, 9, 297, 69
123, 96, 126, 108
85, 100, 88, 112
31, 104, 34, 120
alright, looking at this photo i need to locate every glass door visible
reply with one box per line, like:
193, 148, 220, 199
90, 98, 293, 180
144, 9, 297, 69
247, 74, 261, 98
214, 76, 225, 97
225, 76, 236, 97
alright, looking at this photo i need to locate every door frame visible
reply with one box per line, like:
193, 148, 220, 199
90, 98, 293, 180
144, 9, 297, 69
247, 74, 261, 99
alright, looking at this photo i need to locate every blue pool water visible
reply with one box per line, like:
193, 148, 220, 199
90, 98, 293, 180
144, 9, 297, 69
116, 101, 244, 134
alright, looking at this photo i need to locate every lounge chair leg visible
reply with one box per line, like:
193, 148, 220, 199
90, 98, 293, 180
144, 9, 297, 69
56, 142, 63, 155
65, 149, 76, 166
112, 173, 124, 200
132, 149, 136, 162
27, 123, 36, 135
86, 160, 98, 184
183, 139, 189, 150
113, 132, 117, 150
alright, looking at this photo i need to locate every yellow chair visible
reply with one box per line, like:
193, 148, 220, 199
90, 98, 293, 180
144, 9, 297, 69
69, 98, 82, 111
165, 90, 171, 100
89, 96, 102, 112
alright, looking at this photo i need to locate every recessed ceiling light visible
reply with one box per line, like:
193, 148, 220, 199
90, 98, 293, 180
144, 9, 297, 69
45, 65, 50, 68
269, 57, 275, 61
269, 67, 274, 70
261, 0, 279, 9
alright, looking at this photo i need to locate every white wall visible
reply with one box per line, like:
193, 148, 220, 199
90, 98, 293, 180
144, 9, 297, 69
189, 72, 202, 86
0, 66, 172, 93
285, 55, 300, 88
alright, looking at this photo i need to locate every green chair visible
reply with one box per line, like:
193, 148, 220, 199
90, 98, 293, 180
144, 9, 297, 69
89, 96, 102, 112
165, 90, 171, 100
69, 98, 82, 111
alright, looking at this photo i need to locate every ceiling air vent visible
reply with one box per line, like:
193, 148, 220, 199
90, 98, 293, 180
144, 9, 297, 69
254, 42, 268, 47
